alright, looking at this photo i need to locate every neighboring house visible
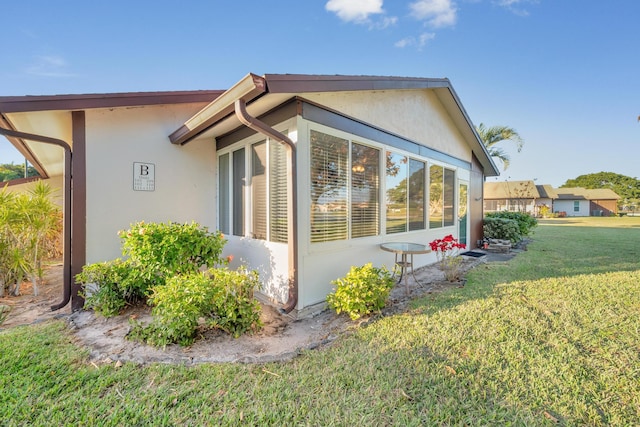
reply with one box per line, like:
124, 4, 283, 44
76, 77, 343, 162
554, 188, 620, 217
484, 181, 619, 217
483, 180, 555, 216
0, 73, 499, 315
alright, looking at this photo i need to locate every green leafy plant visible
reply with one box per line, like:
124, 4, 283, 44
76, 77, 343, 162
77, 221, 227, 316
0, 182, 61, 297
206, 267, 262, 338
327, 263, 394, 320
429, 234, 466, 282
483, 217, 521, 243
119, 221, 226, 277
486, 211, 537, 237
76, 259, 147, 317
129, 268, 262, 346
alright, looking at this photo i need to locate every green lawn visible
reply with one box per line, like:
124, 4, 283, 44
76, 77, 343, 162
1, 217, 639, 425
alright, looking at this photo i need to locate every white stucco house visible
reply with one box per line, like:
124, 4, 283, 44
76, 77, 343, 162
1, 73, 499, 315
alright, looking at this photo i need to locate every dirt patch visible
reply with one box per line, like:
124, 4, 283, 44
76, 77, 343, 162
1, 256, 491, 365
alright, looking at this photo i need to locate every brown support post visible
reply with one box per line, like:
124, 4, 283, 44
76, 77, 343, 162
71, 111, 86, 311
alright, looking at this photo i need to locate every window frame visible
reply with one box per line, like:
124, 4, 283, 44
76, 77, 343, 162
217, 124, 292, 244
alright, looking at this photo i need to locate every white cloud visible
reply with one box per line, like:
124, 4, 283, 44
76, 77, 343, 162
409, 0, 457, 28
325, 0, 385, 23
395, 32, 436, 49
370, 15, 399, 29
493, 0, 538, 16
26, 55, 77, 78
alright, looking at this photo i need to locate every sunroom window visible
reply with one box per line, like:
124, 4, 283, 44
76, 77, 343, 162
386, 153, 425, 234
429, 164, 456, 228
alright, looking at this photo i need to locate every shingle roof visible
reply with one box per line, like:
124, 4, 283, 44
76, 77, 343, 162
484, 181, 540, 199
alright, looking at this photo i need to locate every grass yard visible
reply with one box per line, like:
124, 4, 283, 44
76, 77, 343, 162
1, 217, 639, 425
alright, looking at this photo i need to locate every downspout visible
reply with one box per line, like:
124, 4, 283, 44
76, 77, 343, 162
0, 127, 72, 311
234, 99, 298, 314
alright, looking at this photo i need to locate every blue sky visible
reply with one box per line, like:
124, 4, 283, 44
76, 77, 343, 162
1, 0, 638, 187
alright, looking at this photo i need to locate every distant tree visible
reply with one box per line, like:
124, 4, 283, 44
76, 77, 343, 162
476, 123, 524, 170
0, 162, 39, 182
562, 172, 640, 210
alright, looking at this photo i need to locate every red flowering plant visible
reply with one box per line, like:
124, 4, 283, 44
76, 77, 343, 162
429, 234, 467, 282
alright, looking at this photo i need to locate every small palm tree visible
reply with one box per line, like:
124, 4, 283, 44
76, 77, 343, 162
476, 123, 524, 170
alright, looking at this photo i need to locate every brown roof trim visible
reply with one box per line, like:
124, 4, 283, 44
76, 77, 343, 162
1, 176, 42, 187
170, 74, 267, 145
263, 74, 452, 93
0, 90, 224, 113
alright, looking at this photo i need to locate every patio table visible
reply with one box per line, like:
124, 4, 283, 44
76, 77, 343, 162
380, 242, 431, 294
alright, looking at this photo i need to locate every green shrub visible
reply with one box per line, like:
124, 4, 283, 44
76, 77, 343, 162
120, 221, 226, 277
207, 267, 262, 338
77, 221, 227, 317
129, 268, 262, 347
327, 263, 394, 320
76, 259, 141, 317
486, 211, 538, 237
483, 217, 521, 243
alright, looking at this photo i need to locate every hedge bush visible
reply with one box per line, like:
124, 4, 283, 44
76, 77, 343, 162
129, 268, 262, 347
483, 217, 521, 243
77, 221, 226, 316
327, 263, 394, 320
485, 211, 538, 237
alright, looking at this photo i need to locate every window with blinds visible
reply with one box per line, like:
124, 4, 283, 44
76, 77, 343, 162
310, 130, 349, 243
351, 142, 380, 238
269, 141, 288, 243
251, 141, 267, 240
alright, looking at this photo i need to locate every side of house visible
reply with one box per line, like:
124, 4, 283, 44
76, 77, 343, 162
1, 73, 500, 315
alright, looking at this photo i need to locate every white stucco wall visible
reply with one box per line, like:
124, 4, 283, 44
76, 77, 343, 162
305, 90, 470, 161
553, 200, 590, 217
85, 104, 216, 263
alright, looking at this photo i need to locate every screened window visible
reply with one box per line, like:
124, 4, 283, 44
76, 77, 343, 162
218, 153, 230, 234
310, 130, 349, 243
351, 142, 380, 238
574, 201, 580, 212
386, 153, 425, 234
408, 159, 426, 231
429, 165, 455, 229
385, 152, 407, 234
232, 148, 245, 236
444, 168, 455, 226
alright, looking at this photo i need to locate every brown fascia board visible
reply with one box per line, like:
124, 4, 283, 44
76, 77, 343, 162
170, 74, 268, 145
262, 74, 452, 93
0, 90, 224, 114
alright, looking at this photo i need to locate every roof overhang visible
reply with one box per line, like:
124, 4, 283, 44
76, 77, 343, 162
170, 73, 500, 176
0, 90, 222, 178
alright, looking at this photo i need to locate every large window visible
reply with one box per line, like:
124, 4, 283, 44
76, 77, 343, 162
429, 164, 456, 229
386, 153, 425, 234
218, 136, 289, 243
310, 130, 381, 243
310, 130, 349, 243
351, 142, 380, 238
